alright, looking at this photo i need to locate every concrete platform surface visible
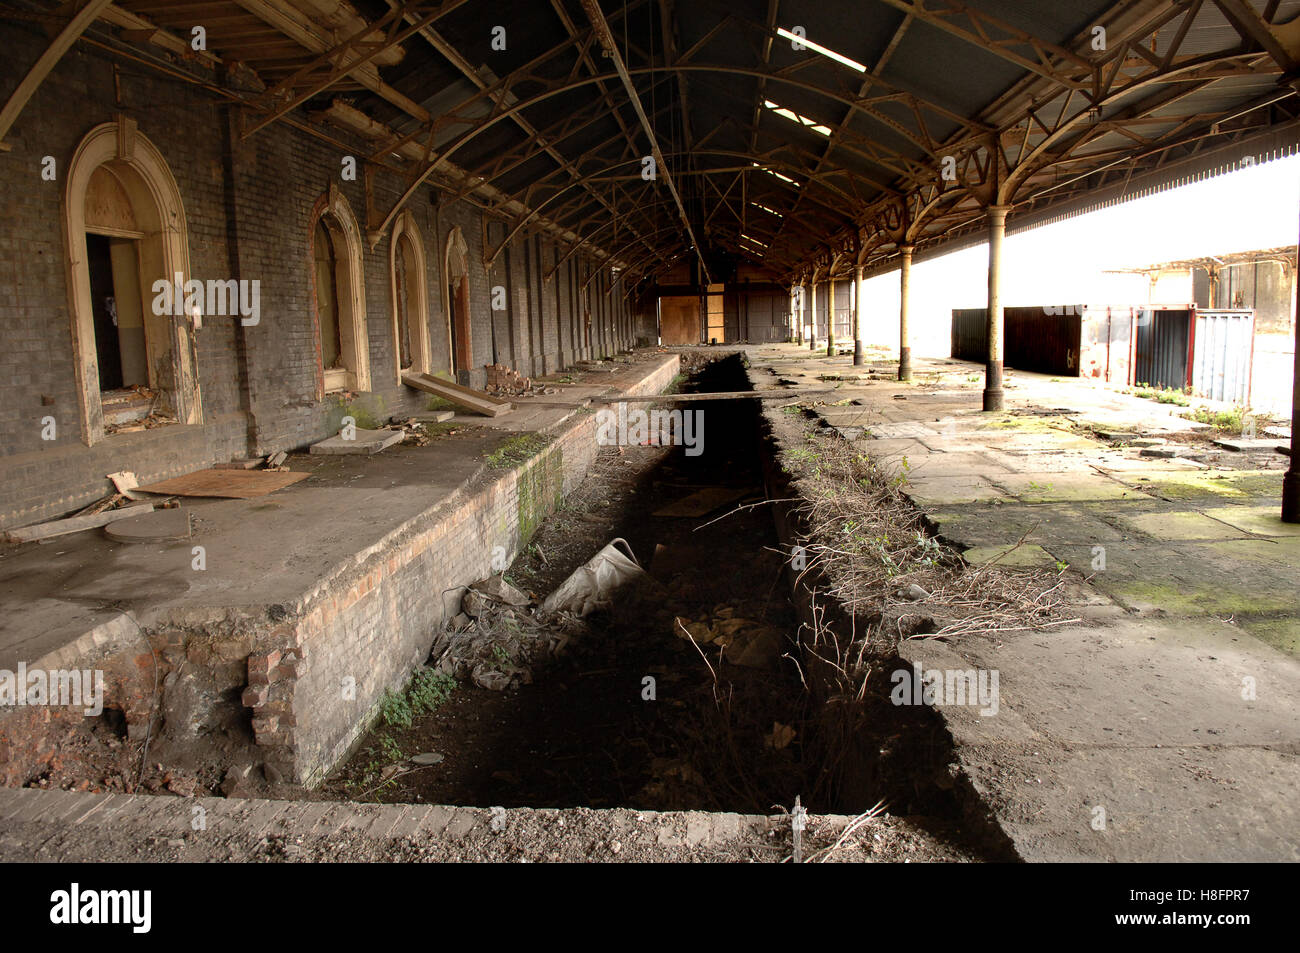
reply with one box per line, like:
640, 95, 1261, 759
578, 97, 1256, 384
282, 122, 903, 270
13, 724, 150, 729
750, 344, 1300, 862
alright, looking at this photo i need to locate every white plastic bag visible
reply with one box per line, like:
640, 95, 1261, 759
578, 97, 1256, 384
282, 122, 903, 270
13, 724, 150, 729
541, 538, 645, 617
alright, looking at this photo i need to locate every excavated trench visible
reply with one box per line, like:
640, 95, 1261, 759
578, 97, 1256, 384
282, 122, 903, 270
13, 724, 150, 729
329, 353, 1013, 860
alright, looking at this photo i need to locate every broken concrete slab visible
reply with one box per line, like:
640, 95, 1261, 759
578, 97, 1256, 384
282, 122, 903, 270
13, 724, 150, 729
309, 428, 404, 455
410, 410, 455, 424
103, 507, 192, 544
469, 575, 530, 606
1212, 437, 1287, 452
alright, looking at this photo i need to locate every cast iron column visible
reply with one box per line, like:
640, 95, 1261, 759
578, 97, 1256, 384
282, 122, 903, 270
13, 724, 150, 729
899, 243, 914, 381
1283, 203, 1300, 521
983, 205, 1010, 411
853, 264, 864, 366
826, 274, 836, 356
809, 278, 818, 350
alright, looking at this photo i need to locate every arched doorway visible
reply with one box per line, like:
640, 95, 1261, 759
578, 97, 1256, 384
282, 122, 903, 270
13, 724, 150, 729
64, 120, 201, 445
389, 209, 431, 382
308, 185, 370, 396
443, 226, 472, 377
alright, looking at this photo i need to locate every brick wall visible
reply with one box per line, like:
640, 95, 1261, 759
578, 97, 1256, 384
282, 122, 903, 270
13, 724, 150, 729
0, 20, 640, 531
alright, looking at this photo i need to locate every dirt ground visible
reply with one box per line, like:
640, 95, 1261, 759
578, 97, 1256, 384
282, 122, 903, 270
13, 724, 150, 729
327, 354, 819, 813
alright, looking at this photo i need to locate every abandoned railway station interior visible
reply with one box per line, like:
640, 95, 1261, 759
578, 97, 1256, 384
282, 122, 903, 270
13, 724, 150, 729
1, 0, 1299, 876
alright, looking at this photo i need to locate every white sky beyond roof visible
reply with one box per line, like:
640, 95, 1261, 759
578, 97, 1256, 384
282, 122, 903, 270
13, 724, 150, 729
857, 154, 1300, 349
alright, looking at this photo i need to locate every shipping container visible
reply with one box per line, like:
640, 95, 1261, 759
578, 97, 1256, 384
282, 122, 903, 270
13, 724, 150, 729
951, 304, 1255, 403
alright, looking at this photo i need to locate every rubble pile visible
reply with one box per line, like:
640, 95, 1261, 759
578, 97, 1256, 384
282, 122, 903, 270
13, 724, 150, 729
431, 577, 586, 691
391, 416, 433, 446
484, 362, 562, 397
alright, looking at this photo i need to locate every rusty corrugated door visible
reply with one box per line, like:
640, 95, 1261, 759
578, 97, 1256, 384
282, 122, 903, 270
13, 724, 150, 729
1133, 309, 1191, 389
951, 309, 987, 361
1004, 307, 1082, 376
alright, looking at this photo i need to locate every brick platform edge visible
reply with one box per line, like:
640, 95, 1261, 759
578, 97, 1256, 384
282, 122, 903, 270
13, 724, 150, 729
0, 355, 682, 789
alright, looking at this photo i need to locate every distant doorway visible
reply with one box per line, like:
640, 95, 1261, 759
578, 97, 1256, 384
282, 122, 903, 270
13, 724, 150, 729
659, 295, 701, 345
85, 233, 150, 393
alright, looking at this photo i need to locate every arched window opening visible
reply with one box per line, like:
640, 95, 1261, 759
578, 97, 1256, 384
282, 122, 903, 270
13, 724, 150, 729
64, 120, 201, 445
389, 209, 431, 382
308, 186, 370, 395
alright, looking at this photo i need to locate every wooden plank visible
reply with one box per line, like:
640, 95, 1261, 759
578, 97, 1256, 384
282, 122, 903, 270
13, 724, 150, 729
135, 468, 309, 499
0, 0, 115, 147
401, 373, 513, 417
4, 502, 154, 543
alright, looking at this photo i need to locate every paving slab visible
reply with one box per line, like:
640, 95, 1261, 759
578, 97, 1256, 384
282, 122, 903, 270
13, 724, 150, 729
961, 543, 1060, 569
1111, 510, 1250, 541
1047, 538, 1300, 617
309, 428, 405, 455
1111, 469, 1284, 503
1201, 505, 1300, 537
991, 472, 1151, 503
906, 451, 1013, 477
904, 475, 1012, 506
932, 502, 1130, 549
